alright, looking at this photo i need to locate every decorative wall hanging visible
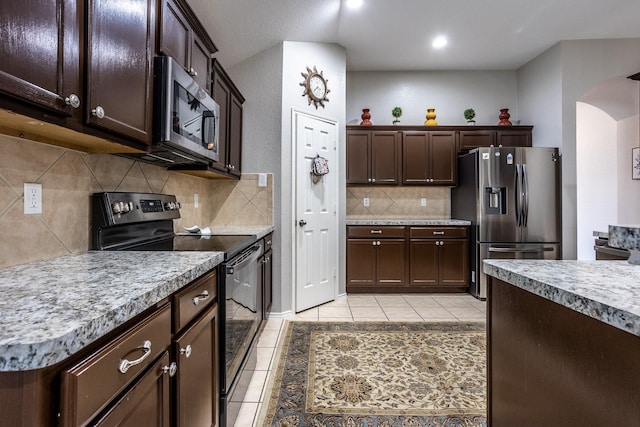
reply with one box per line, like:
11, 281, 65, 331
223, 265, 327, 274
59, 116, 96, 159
300, 66, 330, 109
633, 147, 640, 180
424, 108, 438, 126
464, 108, 476, 125
311, 154, 329, 184
498, 108, 512, 126
360, 108, 373, 125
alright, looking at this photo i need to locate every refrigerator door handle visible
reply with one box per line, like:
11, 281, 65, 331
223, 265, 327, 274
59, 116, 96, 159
522, 164, 529, 227
515, 164, 522, 227
488, 247, 554, 253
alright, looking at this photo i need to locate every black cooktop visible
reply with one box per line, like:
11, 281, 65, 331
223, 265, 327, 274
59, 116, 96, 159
123, 234, 257, 259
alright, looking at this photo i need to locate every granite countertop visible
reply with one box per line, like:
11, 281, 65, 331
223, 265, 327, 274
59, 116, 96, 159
483, 260, 640, 337
346, 218, 471, 226
0, 251, 223, 372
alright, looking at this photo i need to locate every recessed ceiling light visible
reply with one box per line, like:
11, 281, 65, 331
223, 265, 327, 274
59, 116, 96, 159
345, 0, 363, 9
432, 36, 448, 49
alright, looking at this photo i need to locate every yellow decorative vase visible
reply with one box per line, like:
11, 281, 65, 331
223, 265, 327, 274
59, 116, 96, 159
424, 108, 438, 126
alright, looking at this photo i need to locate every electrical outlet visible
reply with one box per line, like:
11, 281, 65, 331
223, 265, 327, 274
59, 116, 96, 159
363, 197, 370, 207
421, 197, 427, 207
258, 173, 267, 187
194, 193, 199, 208
24, 183, 42, 214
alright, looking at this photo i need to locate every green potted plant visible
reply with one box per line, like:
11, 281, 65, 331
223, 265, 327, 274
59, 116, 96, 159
391, 106, 402, 125
464, 108, 476, 125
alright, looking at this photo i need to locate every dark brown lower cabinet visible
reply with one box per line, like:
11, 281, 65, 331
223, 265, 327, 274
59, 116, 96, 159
0, 270, 220, 427
347, 225, 469, 293
174, 304, 218, 427
488, 278, 640, 426
346, 238, 406, 291
92, 352, 171, 426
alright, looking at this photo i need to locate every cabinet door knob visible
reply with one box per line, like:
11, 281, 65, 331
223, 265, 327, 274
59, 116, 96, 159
162, 362, 178, 377
299, 219, 307, 227
65, 94, 80, 109
180, 344, 192, 358
368, 178, 372, 183
91, 106, 105, 119
371, 178, 376, 183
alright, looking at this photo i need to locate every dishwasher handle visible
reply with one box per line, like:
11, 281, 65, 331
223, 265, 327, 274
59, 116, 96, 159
226, 243, 263, 274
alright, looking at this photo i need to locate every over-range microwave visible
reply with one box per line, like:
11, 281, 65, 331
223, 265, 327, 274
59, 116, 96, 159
151, 55, 220, 165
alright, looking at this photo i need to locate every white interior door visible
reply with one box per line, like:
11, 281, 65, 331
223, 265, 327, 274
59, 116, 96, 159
294, 111, 338, 312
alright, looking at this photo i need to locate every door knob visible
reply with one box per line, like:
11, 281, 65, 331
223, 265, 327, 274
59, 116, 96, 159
299, 220, 307, 227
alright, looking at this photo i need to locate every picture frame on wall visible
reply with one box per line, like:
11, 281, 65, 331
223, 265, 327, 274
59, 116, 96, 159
633, 147, 640, 180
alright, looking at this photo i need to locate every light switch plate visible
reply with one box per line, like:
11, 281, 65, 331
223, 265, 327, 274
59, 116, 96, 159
363, 197, 370, 207
24, 183, 42, 214
194, 193, 199, 208
421, 198, 427, 207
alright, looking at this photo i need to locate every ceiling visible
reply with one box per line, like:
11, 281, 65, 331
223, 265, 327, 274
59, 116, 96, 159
186, 0, 640, 71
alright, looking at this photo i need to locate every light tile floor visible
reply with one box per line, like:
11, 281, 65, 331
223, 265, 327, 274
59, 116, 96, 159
233, 293, 486, 427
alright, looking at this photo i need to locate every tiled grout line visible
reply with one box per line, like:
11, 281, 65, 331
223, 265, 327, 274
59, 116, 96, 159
241, 294, 486, 426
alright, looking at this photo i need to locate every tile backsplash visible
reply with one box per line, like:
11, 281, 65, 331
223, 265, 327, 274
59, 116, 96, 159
346, 186, 450, 218
0, 134, 272, 268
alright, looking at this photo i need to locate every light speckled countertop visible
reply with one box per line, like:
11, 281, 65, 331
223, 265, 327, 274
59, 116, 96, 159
346, 218, 471, 226
483, 260, 640, 337
0, 251, 223, 372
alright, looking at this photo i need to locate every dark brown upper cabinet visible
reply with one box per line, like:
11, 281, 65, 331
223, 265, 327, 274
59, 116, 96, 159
0, 0, 80, 116
459, 126, 533, 152
86, 0, 156, 144
402, 131, 456, 185
346, 130, 400, 184
0, 0, 157, 149
212, 59, 244, 178
159, 0, 217, 93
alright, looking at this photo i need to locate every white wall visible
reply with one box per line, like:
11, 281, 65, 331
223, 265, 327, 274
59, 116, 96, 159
281, 42, 347, 309
518, 38, 640, 259
229, 41, 346, 315
517, 44, 563, 148
346, 71, 519, 126
618, 114, 640, 224
576, 102, 617, 260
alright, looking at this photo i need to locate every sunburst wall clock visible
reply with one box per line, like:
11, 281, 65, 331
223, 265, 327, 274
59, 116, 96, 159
300, 66, 330, 109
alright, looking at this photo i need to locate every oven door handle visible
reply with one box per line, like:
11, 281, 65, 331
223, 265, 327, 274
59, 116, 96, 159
226, 244, 262, 274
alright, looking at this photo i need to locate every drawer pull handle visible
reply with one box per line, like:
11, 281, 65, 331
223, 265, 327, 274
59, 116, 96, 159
193, 290, 210, 305
370, 230, 382, 234
119, 340, 152, 374
433, 231, 445, 235
266, 240, 272, 245
180, 344, 192, 358
162, 362, 177, 377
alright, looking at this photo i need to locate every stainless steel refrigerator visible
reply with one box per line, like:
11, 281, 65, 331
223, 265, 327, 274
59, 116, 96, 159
451, 147, 561, 299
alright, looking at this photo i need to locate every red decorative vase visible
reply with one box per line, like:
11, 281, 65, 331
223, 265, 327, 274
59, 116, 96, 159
498, 108, 512, 126
360, 108, 373, 126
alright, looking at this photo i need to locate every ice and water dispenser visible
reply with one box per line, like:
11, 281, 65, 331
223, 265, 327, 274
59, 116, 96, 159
485, 187, 506, 214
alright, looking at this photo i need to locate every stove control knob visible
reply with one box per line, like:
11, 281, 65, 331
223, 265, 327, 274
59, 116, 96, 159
129, 201, 135, 211
175, 202, 181, 210
122, 202, 131, 213
112, 202, 122, 214
165, 202, 176, 211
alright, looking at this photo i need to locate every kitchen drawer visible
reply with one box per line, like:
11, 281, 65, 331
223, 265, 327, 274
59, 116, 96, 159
173, 269, 217, 332
348, 226, 406, 238
410, 226, 469, 239
60, 304, 171, 427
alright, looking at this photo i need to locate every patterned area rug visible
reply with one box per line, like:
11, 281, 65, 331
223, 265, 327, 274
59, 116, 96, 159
262, 322, 486, 427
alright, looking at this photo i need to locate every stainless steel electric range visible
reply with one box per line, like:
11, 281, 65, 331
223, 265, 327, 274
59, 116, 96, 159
91, 191, 263, 427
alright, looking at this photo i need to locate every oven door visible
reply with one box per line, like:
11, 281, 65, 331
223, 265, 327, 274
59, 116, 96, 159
223, 241, 263, 392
